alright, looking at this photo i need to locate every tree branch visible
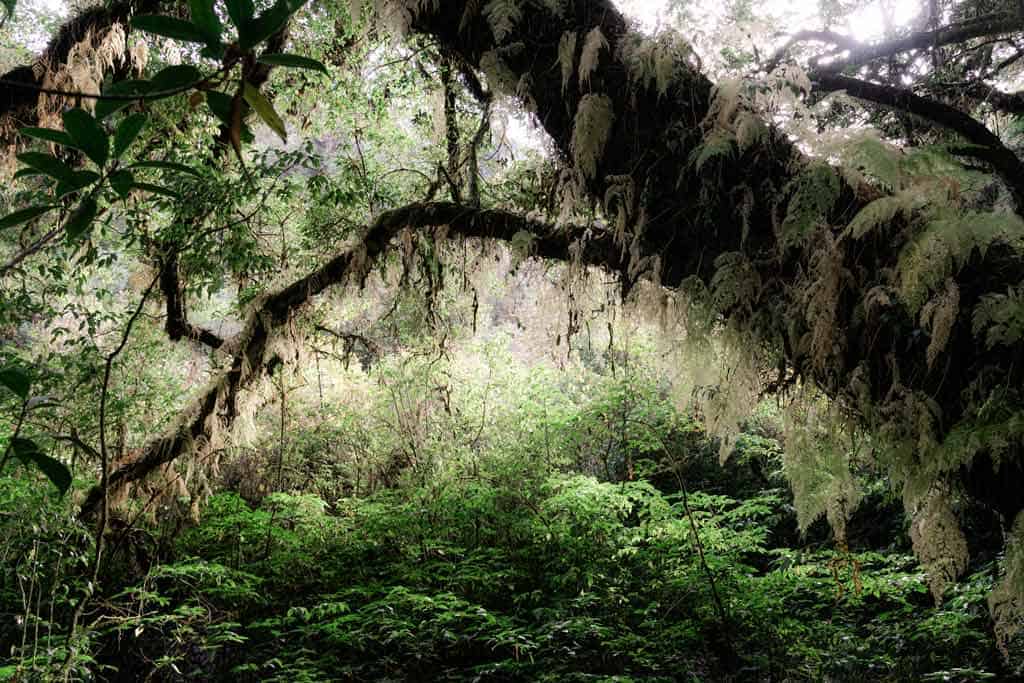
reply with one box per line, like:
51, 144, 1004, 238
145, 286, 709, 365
790, 11, 1024, 73
159, 250, 226, 350
79, 202, 619, 518
0, 0, 162, 127
813, 72, 1024, 210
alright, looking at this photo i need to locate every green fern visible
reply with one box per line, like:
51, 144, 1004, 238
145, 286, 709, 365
898, 211, 1024, 313
973, 285, 1024, 349
780, 162, 840, 247
844, 195, 906, 240
845, 134, 903, 191
483, 0, 523, 43
688, 130, 735, 174
710, 251, 760, 313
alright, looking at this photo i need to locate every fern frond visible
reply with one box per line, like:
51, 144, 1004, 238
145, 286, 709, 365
897, 211, 1024, 312
618, 31, 694, 98
780, 163, 840, 247
688, 130, 735, 173
844, 195, 905, 240
704, 78, 743, 129
735, 112, 767, 152
844, 133, 903, 191
919, 278, 960, 370
540, 0, 565, 17
990, 511, 1024, 663
483, 0, 523, 43
710, 252, 760, 313
782, 398, 863, 544
910, 487, 969, 604
973, 284, 1024, 349
800, 235, 849, 374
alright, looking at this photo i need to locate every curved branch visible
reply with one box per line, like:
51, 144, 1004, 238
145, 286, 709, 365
79, 202, 621, 518
806, 11, 1024, 73
813, 72, 1024, 210
159, 250, 226, 350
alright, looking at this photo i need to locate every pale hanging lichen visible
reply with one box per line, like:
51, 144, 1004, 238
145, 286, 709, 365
557, 31, 577, 94
578, 27, 608, 92
571, 93, 614, 181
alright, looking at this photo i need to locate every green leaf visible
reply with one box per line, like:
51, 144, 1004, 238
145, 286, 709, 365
65, 198, 98, 241
131, 182, 181, 199
113, 113, 148, 159
62, 108, 109, 167
0, 205, 56, 230
20, 127, 75, 147
240, 0, 309, 51
55, 170, 100, 198
130, 160, 201, 177
0, 367, 30, 399
110, 169, 135, 198
95, 80, 152, 119
150, 65, 204, 93
205, 92, 254, 142
226, 0, 255, 31
189, 0, 223, 44
132, 15, 210, 44
257, 53, 328, 74
12, 439, 72, 495
12, 168, 44, 181
16, 152, 73, 181
243, 82, 287, 142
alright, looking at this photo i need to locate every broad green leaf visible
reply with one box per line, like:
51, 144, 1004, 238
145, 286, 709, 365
226, 0, 255, 31
12, 439, 72, 495
65, 198, 98, 241
16, 152, 73, 181
189, 0, 223, 44
240, 0, 309, 51
55, 170, 100, 198
150, 65, 204, 93
205, 91, 234, 124
243, 82, 287, 142
205, 92, 254, 142
131, 182, 181, 199
12, 168, 44, 181
20, 127, 75, 147
132, 15, 209, 44
95, 80, 152, 119
62, 108, 109, 167
113, 113, 148, 159
257, 53, 328, 74
10, 438, 39, 461
0, 205, 56, 230
110, 169, 135, 198
130, 160, 201, 177
0, 367, 30, 398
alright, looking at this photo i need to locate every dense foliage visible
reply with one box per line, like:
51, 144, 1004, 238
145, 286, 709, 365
0, 361, 1011, 680
2, 0, 1024, 679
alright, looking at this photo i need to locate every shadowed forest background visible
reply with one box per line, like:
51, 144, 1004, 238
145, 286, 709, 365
2, 0, 1024, 679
